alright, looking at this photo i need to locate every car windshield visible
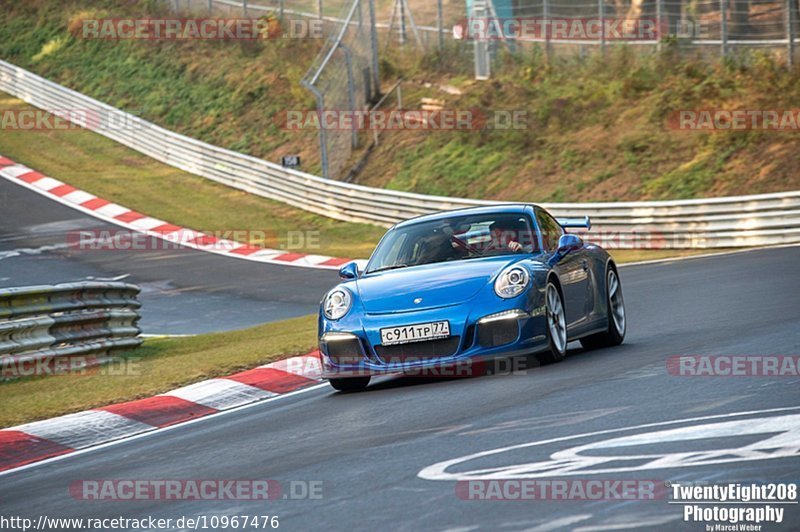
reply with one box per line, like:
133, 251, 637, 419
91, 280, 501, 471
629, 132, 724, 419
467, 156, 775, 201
366, 212, 536, 274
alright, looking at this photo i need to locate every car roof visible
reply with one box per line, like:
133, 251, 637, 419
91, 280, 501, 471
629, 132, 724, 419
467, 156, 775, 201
393, 203, 537, 229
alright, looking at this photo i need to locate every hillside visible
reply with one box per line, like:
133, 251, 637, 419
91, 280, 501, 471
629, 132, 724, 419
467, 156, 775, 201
1, 0, 799, 203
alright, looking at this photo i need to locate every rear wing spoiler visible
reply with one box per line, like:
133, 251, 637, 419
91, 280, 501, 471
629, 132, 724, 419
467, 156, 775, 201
556, 216, 592, 230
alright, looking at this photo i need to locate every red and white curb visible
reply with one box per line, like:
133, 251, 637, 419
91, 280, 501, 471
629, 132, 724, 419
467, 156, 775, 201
0, 352, 324, 473
0, 155, 352, 270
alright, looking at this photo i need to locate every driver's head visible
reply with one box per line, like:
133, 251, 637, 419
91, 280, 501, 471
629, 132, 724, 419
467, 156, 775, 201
489, 218, 531, 250
490, 220, 521, 239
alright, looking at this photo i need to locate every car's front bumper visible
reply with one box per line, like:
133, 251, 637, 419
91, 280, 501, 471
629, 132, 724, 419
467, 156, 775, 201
318, 299, 548, 379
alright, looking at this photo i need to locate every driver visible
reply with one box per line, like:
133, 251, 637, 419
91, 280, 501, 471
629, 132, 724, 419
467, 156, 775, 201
488, 220, 524, 252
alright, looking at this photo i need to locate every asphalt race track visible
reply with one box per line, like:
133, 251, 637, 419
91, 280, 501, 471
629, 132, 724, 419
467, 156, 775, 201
1, 244, 798, 531
0, 178, 339, 334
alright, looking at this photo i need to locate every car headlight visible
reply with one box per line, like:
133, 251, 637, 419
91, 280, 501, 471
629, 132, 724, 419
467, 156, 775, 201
323, 288, 352, 320
494, 266, 530, 299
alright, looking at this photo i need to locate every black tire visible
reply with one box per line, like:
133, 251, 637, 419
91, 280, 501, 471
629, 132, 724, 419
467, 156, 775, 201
537, 281, 567, 365
328, 377, 370, 392
580, 267, 626, 350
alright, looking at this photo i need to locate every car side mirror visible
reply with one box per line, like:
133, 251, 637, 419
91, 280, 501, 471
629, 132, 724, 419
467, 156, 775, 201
556, 234, 583, 256
339, 261, 360, 280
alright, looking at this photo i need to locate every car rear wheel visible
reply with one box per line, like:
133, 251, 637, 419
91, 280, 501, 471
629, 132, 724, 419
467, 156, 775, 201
537, 281, 567, 364
580, 268, 626, 350
328, 377, 370, 392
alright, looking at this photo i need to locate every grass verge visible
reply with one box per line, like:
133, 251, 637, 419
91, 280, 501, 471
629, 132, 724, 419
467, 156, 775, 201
0, 315, 317, 428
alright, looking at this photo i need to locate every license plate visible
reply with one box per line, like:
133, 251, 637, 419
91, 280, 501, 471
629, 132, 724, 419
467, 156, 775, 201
380, 321, 450, 346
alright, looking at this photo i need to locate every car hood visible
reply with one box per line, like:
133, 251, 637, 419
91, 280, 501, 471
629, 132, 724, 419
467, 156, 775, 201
357, 256, 522, 314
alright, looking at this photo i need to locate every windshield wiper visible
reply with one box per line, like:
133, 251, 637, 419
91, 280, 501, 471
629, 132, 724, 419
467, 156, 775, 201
368, 264, 410, 274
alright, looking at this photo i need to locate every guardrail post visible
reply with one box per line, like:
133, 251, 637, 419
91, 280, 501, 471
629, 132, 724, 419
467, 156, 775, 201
242, 0, 248, 17
720, 0, 728, 58
318, 0, 323, 19
207, 0, 213, 14
280, 0, 284, 21
787, 0, 796, 67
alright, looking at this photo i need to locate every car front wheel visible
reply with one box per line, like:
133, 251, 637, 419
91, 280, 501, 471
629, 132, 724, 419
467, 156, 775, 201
537, 281, 567, 364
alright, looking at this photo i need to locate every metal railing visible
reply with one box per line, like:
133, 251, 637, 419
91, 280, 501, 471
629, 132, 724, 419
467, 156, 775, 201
0, 282, 142, 377
1, 59, 799, 249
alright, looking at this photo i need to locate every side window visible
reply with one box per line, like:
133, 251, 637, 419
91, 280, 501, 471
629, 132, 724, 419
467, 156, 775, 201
536, 210, 564, 252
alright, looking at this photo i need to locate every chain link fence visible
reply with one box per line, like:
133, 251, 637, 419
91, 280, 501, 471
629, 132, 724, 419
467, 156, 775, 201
475, 2, 797, 76
168, 0, 798, 178
301, 0, 380, 179
175, 1, 798, 57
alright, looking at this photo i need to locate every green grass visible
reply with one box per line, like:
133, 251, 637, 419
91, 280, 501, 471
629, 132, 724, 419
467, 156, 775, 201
0, 0, 322, 170
359, 45, 800, 202
0, 315, 318, 428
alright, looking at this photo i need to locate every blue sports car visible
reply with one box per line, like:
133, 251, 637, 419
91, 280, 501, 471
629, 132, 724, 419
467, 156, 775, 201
318, 204, 626, 391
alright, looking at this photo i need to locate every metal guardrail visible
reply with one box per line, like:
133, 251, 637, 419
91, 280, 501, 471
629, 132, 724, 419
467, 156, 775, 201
0, 282, 142, 377
1, 59, 799, 249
